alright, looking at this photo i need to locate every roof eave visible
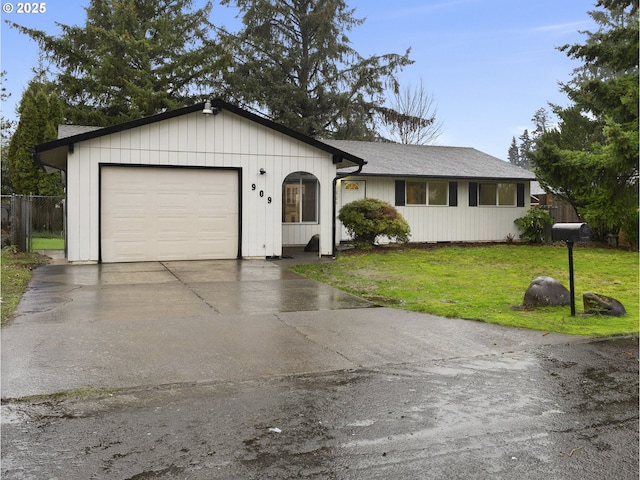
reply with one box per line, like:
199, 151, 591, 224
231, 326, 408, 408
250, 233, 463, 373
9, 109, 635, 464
33, 145, 68, 172
341, 172, 536, 181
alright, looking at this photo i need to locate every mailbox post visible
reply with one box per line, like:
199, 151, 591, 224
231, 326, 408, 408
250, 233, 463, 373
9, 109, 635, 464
551, 223, 590, 316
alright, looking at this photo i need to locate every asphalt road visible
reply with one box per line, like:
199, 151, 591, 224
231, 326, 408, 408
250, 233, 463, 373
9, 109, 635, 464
3, 338, 637, 479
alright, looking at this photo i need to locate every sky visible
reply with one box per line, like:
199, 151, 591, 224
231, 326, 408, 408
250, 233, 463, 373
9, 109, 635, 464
0, 0, 598, 160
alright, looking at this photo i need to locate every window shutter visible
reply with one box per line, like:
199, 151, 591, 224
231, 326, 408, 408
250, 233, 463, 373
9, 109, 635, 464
395, 180, 406, 206
448, 182, 458, 206
468, 182, 478, 207
517, 183, 525, 207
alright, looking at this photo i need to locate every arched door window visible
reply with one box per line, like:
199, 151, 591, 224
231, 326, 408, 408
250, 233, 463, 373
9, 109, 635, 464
282, 172, 319, 223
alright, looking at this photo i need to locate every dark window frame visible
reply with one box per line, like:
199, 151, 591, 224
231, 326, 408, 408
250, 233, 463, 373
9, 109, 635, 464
395, 179, 456, 207
470, 181, 524, 207
282, 172, 319, 224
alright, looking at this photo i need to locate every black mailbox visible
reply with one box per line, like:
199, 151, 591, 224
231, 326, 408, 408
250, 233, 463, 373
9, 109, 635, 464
552, 223, 590, 243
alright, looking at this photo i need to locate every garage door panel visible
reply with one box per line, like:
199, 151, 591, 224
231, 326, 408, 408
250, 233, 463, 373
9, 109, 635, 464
157, 240, 189, 260
101, 167, 238, 262
159, 193, 190, 210
109, 216, 147, 235
157, 215, 189, 233
106, 192, 148, 212
109, 240, 150, 262
197, 215, 232, 229
196, 239, 237, 259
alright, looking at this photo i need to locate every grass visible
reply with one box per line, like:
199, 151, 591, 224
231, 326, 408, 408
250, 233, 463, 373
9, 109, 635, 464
1, 249, 49, 326
5, 387, 119, 403
31, 237, 64, 250
291, 244, 639, 336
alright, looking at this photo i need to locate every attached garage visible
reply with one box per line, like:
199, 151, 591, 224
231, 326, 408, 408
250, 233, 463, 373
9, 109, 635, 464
32, 100, 364, 264
100, 166, 239, 262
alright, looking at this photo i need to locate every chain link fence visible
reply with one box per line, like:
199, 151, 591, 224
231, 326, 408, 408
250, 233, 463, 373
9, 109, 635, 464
1, 195, 65, 252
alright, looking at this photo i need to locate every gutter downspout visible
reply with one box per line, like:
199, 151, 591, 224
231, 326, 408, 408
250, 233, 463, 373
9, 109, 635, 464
332, 160, 365, 258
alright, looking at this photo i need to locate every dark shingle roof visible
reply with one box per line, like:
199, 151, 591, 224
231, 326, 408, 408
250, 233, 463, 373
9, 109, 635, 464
324, 140, 535, 180
58, 125, 103, 139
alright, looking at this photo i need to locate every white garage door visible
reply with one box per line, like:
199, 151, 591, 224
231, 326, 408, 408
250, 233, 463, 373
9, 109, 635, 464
101, 166, 239, 262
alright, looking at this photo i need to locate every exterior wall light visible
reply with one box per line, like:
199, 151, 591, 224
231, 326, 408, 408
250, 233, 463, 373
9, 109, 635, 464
202, 100, 221, 115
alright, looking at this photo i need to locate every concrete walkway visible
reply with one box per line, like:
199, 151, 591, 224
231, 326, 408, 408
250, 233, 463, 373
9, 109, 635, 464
1, 257, 586, 399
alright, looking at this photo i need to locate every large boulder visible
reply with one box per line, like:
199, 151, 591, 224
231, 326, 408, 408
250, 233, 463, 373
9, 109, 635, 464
583, 292, 626, 317
523, 276, 571, 308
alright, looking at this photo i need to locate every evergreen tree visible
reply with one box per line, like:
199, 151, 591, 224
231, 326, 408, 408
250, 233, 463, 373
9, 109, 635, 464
1, 71, 15, 194
531, 107, 551, 138
507, 137, 519, 167
7, 79, 64, 195
218, 0, 412, 139
507, 108, 551, 170
531, 0, 638, 243
10, 0, 229, 126
517, 129, 533, 170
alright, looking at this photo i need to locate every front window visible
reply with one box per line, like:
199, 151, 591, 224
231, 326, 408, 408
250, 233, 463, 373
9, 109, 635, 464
479, 183, 516, 206
479, 184, 497, 206
428, 181, 448, 205
282, 172, 319, 223
407, 181, 427, 205
498, 183, 516, 205
407, 181, 448, 205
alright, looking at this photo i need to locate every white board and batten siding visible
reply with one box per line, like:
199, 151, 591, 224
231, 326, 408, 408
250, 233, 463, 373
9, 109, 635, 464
66, 110, 338, 263
338, 177, 530, 243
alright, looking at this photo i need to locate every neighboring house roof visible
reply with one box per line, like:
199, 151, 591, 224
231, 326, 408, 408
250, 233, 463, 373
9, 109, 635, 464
327, 140, 536, 181
33, 99, 366, 170
530, 180, 546, 195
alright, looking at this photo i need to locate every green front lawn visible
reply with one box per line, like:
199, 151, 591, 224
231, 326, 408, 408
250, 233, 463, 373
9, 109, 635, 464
291, 244, 639, 336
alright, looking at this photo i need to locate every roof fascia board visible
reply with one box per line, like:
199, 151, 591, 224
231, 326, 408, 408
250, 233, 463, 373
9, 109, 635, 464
341, 173, 535, 181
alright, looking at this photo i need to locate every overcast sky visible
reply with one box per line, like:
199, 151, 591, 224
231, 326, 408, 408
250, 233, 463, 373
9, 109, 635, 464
1, 0, 598, 160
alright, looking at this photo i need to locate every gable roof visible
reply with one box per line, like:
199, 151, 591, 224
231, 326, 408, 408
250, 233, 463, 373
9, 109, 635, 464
327, 140, 535, 181
33, 99, 366, 170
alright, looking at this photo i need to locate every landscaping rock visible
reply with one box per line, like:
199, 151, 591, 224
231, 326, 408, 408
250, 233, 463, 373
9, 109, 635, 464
583, 292, 626, 317
304, 234, 320, 252
523, 276, 571, 308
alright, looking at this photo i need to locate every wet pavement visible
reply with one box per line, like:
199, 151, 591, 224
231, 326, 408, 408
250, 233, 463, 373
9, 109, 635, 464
1, 258, 586, 399
1, 257, 638, 479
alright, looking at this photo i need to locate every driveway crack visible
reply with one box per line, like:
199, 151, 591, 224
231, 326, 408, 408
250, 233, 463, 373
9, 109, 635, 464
160, 262, 220, 313
273, 313, 357, 366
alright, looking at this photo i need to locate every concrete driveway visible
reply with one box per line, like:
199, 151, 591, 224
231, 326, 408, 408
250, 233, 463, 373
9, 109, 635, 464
2, 258, 586, 399
3, 256, 638, 480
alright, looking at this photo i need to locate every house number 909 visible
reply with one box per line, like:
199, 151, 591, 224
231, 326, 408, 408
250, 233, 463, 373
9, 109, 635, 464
251, 184, 270, 203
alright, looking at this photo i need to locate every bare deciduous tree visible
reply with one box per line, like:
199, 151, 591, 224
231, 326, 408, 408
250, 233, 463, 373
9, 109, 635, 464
377, 79, 443, 145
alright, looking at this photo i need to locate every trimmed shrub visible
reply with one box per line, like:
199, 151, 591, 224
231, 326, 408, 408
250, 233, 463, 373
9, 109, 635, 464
514, 206, 554, 243
339, 198, 410, 248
